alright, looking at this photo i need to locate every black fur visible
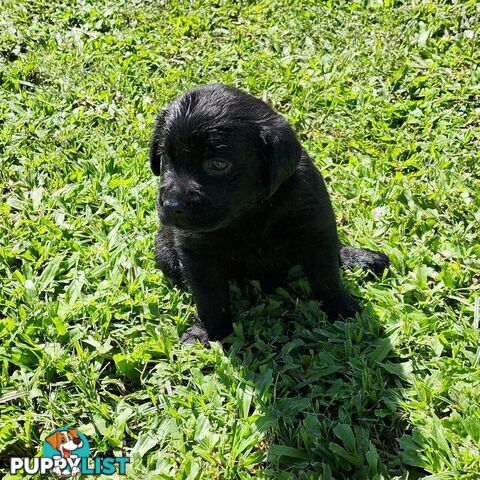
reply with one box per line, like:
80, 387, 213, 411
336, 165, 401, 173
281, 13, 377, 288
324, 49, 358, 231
150, 84, 389, 346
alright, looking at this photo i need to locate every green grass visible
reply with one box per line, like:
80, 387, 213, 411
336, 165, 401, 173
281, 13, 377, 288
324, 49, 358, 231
1, 0, 479, 478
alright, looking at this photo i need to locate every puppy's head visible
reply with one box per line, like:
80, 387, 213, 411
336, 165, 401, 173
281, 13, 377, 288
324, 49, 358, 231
150, 84, 301, 232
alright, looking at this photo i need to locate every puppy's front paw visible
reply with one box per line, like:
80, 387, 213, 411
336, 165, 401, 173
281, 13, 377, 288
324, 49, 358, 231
340, 246, 390, 275
180, 322, 210, 348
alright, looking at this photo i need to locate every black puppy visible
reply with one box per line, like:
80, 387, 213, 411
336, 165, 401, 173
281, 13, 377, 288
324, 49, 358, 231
150, 84, 389, 346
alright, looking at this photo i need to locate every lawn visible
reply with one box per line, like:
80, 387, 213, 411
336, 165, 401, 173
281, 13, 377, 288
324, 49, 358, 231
1, 0, 479, 478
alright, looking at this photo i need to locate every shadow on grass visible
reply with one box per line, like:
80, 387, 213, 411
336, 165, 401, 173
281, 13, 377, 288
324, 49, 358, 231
0, 271, 425, 480
221, 274, 421, 480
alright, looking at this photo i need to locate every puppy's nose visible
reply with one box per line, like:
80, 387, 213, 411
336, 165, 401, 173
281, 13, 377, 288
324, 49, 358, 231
163, 197, 186, 217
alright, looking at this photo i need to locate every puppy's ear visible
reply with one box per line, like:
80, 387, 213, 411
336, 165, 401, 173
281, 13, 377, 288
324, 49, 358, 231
260, 118, 302, 195
149, 109, 167, 176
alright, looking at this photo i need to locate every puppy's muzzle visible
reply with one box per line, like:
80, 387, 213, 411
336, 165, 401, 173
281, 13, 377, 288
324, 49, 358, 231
163, 196, 186, 219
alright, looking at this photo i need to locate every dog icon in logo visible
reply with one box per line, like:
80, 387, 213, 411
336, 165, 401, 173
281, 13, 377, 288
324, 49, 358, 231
45, 429, 83, 476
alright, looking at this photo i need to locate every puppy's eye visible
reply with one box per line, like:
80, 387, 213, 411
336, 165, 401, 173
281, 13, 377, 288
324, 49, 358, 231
204, 158, 232, 173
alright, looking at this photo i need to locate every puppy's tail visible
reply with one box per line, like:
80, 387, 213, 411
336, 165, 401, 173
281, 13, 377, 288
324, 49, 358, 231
339, 244, 390, 275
